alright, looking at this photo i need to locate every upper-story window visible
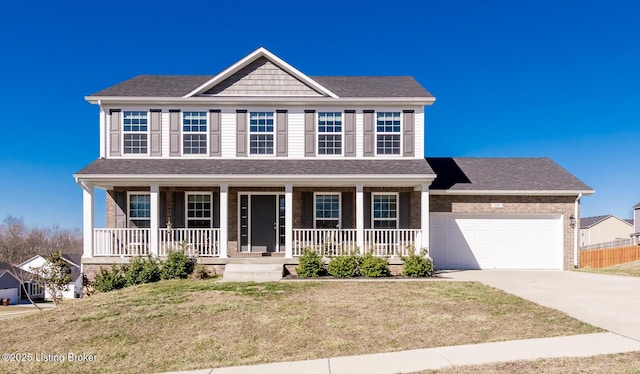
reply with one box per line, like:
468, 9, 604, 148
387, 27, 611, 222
372, 193, 398, 229
183, 111, 208, 155
128, 193, 150, 228
249, 111, 274, 155
123, 111, 148, 154
317, 112, 342, 155
376, 112, 401, 155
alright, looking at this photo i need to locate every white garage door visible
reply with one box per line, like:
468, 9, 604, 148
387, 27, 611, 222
430, 213, 563, 270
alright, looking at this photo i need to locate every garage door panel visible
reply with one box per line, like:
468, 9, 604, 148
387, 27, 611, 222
430, 214, 563, 270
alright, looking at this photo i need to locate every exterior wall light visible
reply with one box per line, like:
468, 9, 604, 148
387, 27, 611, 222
569, 215, 576, 229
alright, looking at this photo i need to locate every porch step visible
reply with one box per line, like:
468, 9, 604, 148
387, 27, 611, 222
222, 264, 284, 282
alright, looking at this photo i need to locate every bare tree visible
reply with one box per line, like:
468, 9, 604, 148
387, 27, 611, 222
0, 216, 41, 310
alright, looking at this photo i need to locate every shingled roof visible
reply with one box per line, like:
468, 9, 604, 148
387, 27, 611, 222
89, 75, 433, 98
579, 215, 633, 229
75, 158, 435, 176
426, 157, 593, 192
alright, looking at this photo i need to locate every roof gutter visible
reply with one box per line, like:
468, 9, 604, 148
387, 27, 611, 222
429, 189, 595, 196
574, 193, 582, 269
84, 96, 436, 106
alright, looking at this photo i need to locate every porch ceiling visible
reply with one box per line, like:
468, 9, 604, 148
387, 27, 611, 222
74, 158, 436, 189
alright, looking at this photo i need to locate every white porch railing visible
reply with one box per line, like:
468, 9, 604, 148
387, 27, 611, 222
292, 229, 421, 257
364, 229, 421, 257
93, 228, 150, 256
292, 229, 358, 256
158, 228, 220, 257
92, 228, 220, 257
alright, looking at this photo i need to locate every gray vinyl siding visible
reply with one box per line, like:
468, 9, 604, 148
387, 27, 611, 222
109, 109, 121, 156
204, 57, 322, 96
304, 110, 315, 157
169, 110, 181, 157
403, 110, 415, 157
236, 110, 248, 157
344, 110, 356, 157
150, 109, 162, 157
209, 110, 221, 157
276, 110, 288, 157
363, 110, 375, 157
0, 273, 19, 290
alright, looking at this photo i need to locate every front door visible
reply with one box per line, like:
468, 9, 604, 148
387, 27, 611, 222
250, 195, 277, 252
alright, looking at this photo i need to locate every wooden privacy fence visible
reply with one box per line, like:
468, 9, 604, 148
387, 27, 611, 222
579, 246, 640, 268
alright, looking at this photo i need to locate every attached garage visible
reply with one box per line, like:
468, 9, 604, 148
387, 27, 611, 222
430, 213, 563, 270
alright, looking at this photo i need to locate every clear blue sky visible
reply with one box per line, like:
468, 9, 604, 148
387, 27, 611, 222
1, 0, 639, 229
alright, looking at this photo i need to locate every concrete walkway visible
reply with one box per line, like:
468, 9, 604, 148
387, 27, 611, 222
163, 270, 640, 374
443, 270, 640, 340
164, 333, 640, 374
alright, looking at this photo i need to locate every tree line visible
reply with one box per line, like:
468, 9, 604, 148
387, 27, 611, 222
0, 216, 82, 265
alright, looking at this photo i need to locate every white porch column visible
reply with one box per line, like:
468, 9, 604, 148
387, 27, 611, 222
82, 183, 94, 259
150, 184, 159, 256
356, 184, 364, 254
219, 184, 228, 258
420, 184, 430, 255
285, 184, 293, 258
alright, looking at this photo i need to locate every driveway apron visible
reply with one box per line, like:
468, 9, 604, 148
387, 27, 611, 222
443, 270, 640, 341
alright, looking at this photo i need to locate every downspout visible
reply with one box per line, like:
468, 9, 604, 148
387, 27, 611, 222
574, 193, 582, 268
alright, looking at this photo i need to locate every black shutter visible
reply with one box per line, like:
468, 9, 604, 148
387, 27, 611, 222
114, 191, 127, 228
341, 191, 354, 229
303, 192, 314, 228
173, 192, 185, 228
159, 191, 167, 228
399, 192, 411, 229
213, 191, 220, 228
364, 192, 372, 229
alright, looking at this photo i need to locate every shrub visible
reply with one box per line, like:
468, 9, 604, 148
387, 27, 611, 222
126, 256, 161, 286
193, 264, 212, 280
402, 249, 434, 277
161, 250, 195, 280
296, 250, 325, 277
93, 265, 127, 292
359, 253, 390, 277
327, 254, 361, 278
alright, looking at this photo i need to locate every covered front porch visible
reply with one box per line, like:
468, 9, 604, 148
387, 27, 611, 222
80, 184, 430, 260
74, 158, 436, 264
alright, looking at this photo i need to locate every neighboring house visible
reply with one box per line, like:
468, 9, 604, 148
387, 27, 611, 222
18, 254, 83, 299
74, 47, 593, 272
579, 215, 634, 247
0, 262, 44, 304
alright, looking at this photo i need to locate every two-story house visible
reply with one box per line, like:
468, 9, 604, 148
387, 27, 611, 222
75, 47, 593, 277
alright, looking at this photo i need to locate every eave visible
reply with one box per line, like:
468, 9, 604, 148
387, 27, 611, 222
84, 96, 436, 107
74, 173, 437, 189
428, 189, 595, 196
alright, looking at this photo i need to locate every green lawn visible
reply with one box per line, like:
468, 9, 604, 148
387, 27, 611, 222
0, 279, 600, 373
577, 260, 640, 277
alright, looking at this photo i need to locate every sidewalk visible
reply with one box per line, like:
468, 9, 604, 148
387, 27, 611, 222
162, 332, 640, 374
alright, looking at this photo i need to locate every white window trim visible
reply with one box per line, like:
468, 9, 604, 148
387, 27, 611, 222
181, 111, 209, 156
248, 110, 276, 156
122, 110, 150, 156
371, 192, 399, 229
374, 111, 403, 156
127, 191, 151, 228
185, 192, 213, 228
313, 192, 341, 229
316, 111, 344, 157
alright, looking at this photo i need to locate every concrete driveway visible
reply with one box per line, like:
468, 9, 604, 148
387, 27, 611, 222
443, 270, 640, 341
